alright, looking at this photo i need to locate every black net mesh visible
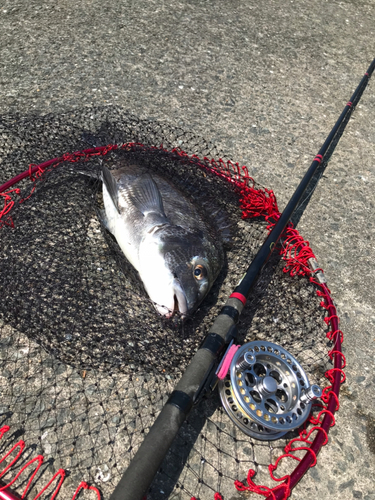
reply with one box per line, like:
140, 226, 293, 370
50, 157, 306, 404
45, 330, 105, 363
0, 106, 331, 500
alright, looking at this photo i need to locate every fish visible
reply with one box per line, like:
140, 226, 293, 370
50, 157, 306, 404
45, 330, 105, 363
97, 160, 225, 318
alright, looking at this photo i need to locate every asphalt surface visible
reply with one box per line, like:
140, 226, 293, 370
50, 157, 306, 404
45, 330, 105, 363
1, 0, 375, 499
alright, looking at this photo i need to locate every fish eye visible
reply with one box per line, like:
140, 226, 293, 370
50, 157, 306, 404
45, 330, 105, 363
193, 264, 207, 281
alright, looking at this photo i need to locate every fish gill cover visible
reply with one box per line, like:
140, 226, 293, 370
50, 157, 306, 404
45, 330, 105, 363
0, 106, 332, 500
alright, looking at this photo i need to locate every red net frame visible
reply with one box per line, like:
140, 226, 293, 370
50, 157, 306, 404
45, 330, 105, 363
0, 143, 344, 500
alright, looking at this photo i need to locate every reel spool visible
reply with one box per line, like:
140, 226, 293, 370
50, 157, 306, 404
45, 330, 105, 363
218, 341, 322, 440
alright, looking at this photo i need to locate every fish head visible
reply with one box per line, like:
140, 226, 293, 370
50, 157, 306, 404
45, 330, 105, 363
171, 256, 214, 316
139, 225, 224, 318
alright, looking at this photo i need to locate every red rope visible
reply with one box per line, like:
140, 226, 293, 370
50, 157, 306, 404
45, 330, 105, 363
321, 389, 340, 411
0, 188, 22, 228
326, 329, 344, 343
328, 350, 346, 368
298, 426, 329, 447
71, 482, 101, 500
281, 225, 315, 276
31, 469, 65, 500
0, 426, 100, 500
235, 469, 290, 500
0, 438, 26, 479
239, 186, 279, 219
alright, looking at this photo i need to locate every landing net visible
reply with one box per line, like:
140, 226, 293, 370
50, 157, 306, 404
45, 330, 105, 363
0, 107, 342, 500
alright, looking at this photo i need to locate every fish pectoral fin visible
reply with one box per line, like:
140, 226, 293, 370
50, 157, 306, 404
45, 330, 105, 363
129, 173, 166, 218
102, 165, 121, 213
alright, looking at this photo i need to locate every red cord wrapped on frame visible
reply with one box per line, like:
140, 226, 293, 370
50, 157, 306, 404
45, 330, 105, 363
0, 426, 100, 500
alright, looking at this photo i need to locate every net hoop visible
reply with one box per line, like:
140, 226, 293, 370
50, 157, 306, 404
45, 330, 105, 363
0, 143, 343, 500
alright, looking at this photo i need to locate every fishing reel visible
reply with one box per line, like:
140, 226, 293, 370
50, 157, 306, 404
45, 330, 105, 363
218, 341, 322, 440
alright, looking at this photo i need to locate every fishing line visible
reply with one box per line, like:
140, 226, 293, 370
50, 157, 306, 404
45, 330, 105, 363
292, 167, 325, 218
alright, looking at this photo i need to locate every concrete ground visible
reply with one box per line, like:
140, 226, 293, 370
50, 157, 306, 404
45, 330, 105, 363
0, 0, 374, 499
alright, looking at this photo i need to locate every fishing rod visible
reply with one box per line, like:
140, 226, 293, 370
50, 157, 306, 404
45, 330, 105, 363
111, 58, 374, 500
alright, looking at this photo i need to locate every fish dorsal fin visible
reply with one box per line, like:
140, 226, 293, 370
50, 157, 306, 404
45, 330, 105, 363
102, 165, 120, 213
129, 173, 166, 218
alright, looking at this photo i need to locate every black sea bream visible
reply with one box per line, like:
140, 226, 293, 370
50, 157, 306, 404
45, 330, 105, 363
100, 162, 224, 317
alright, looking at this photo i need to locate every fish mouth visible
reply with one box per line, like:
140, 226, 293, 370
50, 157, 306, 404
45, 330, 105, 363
170, 279, 188, 318
152, 279, 188, 319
